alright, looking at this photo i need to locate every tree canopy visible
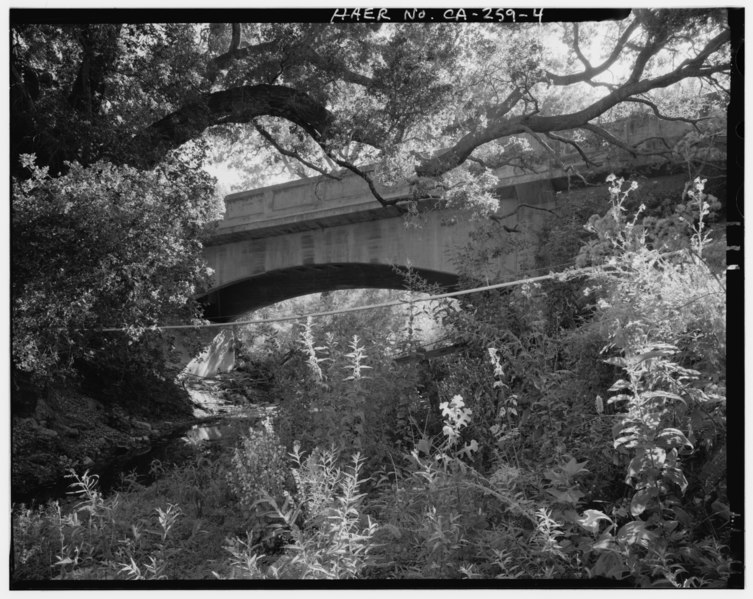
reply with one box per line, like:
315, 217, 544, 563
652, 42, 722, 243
12, 155, 219, 383
11, 11, 732, 199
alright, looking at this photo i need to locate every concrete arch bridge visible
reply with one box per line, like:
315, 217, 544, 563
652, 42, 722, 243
198, 114, 695, 323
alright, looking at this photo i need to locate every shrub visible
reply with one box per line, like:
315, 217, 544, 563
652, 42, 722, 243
224, 447, 378, 580
226, 424, 292, 511
12, 451, 250, 582
570, 176, 731, 586
273, 319, 426, 474
12, 156, 220, 390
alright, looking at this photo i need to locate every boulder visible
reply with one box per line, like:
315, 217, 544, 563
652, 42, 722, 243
37, 427, 59, 439
58, 423, 80, 437
131, 419, 152, 434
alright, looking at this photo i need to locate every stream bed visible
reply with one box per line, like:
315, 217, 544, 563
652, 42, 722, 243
14, 378, 275, 508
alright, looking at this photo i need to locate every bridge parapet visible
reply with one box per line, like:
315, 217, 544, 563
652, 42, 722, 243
216, 165, 408, 240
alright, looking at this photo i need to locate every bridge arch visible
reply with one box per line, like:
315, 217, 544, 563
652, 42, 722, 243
199, 262, 459, 322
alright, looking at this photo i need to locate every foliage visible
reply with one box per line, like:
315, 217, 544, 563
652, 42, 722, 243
220, 446, 378, 580
371, 173, 731, 584
9, 7, 735, 585
11, 155, 221, 388
12, 470, 185, 581
223, 423, 296, 554
563, 177, 731, 586
578, 176, 725, 374
12, 14, 731, 203
11, 502, 63, 580
12, 446, 248, 582
272, 318, 428, 469
365, 392, 594, 580
269, 449, 378, 579
581, 346, 731, 586
227, 423, 292, 512
12, 173, 733, 585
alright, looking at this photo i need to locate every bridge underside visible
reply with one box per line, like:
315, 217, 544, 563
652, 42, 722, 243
199, 262, 460, 323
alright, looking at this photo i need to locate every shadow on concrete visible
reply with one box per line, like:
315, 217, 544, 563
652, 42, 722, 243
199, 262, 459, 323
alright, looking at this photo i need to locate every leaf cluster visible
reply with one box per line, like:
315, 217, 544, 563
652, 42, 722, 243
12, 155, 221, 389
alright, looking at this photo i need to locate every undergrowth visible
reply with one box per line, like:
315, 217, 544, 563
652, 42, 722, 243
11, 176, 735, 585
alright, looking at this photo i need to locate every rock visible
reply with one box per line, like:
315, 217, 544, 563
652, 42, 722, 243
58, 423, 80, 437
82, 456, 94, 468
18, 417, 39, 429
131, 419, 152, 433
34, 399, 54, 420
37, 427, 59, 439
80, 396, 103, 413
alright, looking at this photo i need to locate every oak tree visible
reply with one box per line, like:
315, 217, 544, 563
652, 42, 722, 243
11, 11, 732, 201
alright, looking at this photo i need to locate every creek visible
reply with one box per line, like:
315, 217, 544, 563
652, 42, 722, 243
15, 378, 274, 508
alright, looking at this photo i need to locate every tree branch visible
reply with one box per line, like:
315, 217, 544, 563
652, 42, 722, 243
491, 87, 525, 120
230, 23, 241, 53
572, 24, 593, 71
632, 135, 673, 150
581, 123, 674, 159
127, 84, 334, 168
518, 124, 564, 165
676, 29, 730, 70
467, 154, 537, 174
417, 27, 730, 178
68, 24, 122, 117
205, 32, 375, 88
490, 203, 561, 222
545, 132, 602, 167
323, 154, 403, 208
316, 146, 416, 208
306, 49, 375, 88
253, 120, 341, 179
625, 97, 708, 131
627, 14, 671, 84
205, 39, 281, 83
545, 20, 641, 86
581, 123, 639, 157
